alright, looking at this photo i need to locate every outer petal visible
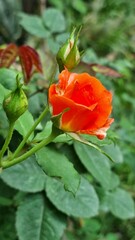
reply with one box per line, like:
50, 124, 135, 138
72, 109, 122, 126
78, 118, 114, 139
49, 90, 112, 132
49, 93, 94, 131
49, 69, 114, 139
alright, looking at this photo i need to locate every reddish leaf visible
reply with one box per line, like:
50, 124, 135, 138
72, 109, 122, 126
75, 62, 122, 78
24, 46, 42, 73
90, 63, 122, 78
19, 45, 43, 83
0, 43, 18, 67
18, 46, 33, 83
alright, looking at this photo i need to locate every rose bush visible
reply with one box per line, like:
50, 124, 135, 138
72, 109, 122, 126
49, 69, 114, 139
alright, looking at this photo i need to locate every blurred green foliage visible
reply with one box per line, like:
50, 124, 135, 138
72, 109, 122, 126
0, 0, 135, 240
0, 0, 22, 43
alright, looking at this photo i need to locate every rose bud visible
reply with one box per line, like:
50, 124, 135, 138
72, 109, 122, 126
56, 27, 81, 71
3, 81, 28, 123
49, 69, 114, 140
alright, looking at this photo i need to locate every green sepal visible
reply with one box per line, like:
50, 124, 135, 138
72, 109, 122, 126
51, 107, 69, 130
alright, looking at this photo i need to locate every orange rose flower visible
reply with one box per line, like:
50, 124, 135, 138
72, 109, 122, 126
49, 69, 114, 139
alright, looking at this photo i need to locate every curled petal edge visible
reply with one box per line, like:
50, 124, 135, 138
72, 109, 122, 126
77, 118, 114, 140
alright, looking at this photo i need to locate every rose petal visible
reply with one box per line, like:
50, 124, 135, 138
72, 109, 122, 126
78, 118, 114, 139
49, 92, 112, 132
49, 69, 114, 139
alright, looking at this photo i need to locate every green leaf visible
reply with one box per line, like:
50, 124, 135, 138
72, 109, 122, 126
72, 0, 87, 14
34, 121, 72, 143
0, 178, 17, 206
1, 155, 46, 192
14, 110, 34, 141
0, 205, 17, 240
74, 142, 112, 190
0, 0, 21, 42
0, 68, 18, 90
69, 132, 113, 162
102, 144, 123, 163
36, 147, 80, 195
0, 196, 13, 206
47, 37, 60, 54
16, 193, 66, 240
42, 8, 66, 33
46, 177, 99, 218
54, 134, 72, 143
18, 13, 50, 38
109, 172, 120, 190
0, 109, 9, 137
108, 188, 135, 219
28, 92, 46, 116
56, 32, 69, 44
34, 121, 52, 142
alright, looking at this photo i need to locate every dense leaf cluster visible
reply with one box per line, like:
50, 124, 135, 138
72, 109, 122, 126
0, 1, 135, 240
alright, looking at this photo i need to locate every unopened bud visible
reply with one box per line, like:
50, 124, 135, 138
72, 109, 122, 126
3, 78, 28, 123
57, 27, 82, 71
